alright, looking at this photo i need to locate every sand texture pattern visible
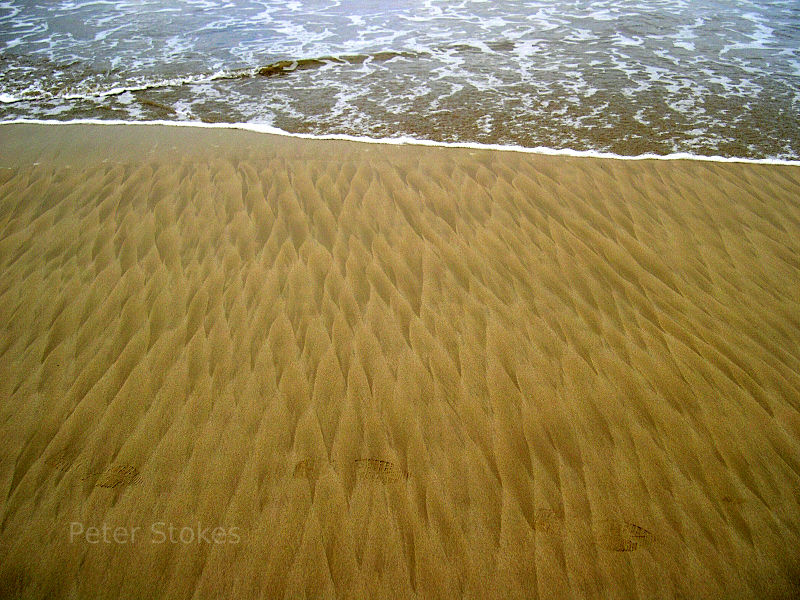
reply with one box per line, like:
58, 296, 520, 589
1, 124, 800, 599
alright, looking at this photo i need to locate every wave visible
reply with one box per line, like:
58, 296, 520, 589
0, 49, 429, 105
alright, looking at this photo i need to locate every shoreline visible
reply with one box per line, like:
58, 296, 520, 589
3, 118, 799, 166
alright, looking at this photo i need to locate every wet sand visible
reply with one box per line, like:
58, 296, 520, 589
1, 123, 799, 599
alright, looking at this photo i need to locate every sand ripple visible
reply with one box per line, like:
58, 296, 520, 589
0, 124, 799, 598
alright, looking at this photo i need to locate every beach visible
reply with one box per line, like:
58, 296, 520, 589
1, 122, 799, 598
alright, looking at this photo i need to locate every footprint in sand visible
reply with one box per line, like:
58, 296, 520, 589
45, 454, 141, 489
532, 508, 564, 536
355, 459, 408, 483
594, 518, 653, 552
293, 459, 316, 479
721, 495, 746, 506
92, 465, 141, 489
45, 453, 84, 474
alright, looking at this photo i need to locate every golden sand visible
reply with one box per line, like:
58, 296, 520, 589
1, 123, 799, 599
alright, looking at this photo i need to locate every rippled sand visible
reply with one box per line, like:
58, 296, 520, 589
1, 124, 799, 599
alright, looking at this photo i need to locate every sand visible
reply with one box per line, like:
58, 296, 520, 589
1, 123, 799, 599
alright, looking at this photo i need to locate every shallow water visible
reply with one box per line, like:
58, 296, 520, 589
1, 0, 798, 159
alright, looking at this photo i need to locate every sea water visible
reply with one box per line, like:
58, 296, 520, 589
1, 0, 798, 159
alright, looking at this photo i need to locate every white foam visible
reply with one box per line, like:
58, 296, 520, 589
2, 118, 798, 166
18, 69, 250, 104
